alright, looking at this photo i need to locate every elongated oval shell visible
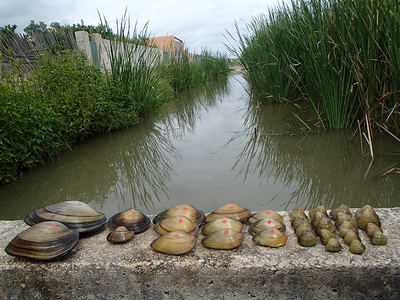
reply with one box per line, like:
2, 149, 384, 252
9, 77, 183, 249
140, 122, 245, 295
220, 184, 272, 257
107, 209, 150, 234
202, 229, 243, 250
343, 230, 359, 246
202, 217, 242, 235
326, 237, 341, 252
366, 223, 381, 238
151, 231, 196, 255
24, 201, 106, 233
107, 226, 134, 244
249, 218, 286, 235
205, 204, 251, 223
336, 212, 357, 228
248, 210, 283, 224
357, 210, 381, 230
154, 216, 199, 235
290, 208, 307, 220
309, 206, 327, 221
338, 221, 357, 238
315, 216, 336, 235
319, 229, 336, 245
153, 204, 205, 225
253, 229, 287, 248
5, 221, 79, 261
298, 230, 317, 247
294, 222, 311, 236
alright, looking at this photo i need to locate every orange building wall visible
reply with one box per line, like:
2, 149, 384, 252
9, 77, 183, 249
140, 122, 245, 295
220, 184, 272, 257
148, 35, 184, 59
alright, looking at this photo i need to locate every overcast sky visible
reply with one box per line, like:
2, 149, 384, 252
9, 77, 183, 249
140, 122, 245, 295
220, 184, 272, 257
0, 0, 284, 54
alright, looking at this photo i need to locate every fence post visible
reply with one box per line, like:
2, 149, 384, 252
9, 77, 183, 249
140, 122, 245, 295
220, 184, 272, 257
75, 31, 92, 64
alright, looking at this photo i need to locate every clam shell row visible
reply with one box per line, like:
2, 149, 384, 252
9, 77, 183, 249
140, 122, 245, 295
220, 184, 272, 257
152, 204, 205, 225
309, 206, 341, 252
290, 208, 317, 247
356, 205, 387, 245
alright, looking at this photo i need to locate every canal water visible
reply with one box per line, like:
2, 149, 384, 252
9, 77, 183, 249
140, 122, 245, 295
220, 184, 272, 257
0, 74, 399, 219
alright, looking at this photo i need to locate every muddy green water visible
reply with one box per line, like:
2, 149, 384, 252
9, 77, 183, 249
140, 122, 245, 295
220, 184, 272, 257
0, 75, 399, 219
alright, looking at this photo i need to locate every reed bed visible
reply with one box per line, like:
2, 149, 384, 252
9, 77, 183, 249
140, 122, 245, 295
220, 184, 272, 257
230, 0, 400, 140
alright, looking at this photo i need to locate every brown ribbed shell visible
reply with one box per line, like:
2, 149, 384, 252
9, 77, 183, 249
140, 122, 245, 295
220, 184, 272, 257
107, 209, 150, 234
107, 226, 134, 244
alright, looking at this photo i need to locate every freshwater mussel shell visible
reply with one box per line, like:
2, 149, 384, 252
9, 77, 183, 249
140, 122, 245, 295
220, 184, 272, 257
336, 212, 357, 228
5, 221, 79, 261
107, 226, 134, 244
298, 230, 317, 247
202, 228, 243, 250
330, 204, 352, 219
152, 204, 205, 225
319, 229, 336, 245
308, 206, 327, 221
343, 230, 359, 246
107, 209, 150, 234
356, 210, 381, 230
249, 218, 286, 235
314, 216, 336, 235
326, 237, 341, 252
151, 231, 196, 255
154, 216, 199, 235
290, 208, 307, 221
248, 210, 283, 224
349, 239, 365, 255
371, 231, 387, 245
205, 204, 251, 223
366, 223, 381, 238
253, 229, 288, 248
24, 201, 106, 234
338, 221, 358, 238
202, 217, 242, 235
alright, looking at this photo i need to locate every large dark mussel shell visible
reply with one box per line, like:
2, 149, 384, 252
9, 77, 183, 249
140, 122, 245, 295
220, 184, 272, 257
205, 204, 251, 223
107, 209, 150, 234
151, 231, 196, 255
107, 226, 134, 244
152, 204, 205, 225
5, 221, 79, 261
202, 228, 243, 250
154, 216, 199, 235
24, 201, 106, 234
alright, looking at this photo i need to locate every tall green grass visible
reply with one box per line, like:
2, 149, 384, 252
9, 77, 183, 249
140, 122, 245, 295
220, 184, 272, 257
230, 0, 400, 137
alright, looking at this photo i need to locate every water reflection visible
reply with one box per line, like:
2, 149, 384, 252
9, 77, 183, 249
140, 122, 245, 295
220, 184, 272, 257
234, 103, 400, 210
0, 77, 229, 219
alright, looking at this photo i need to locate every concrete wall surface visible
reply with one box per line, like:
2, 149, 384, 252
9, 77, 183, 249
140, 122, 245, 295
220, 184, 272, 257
1, 208, 399, 300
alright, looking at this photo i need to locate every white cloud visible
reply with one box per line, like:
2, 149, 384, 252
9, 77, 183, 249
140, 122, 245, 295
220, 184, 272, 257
0, 0, 284, 53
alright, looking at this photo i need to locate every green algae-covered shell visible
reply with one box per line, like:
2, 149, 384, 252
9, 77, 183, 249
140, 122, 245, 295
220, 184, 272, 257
24, 201, 106, 234
253, 229, 287, 248
249, 218, 286, 236
349, 239, 365, 255
107, 209, 150, 234
290, 208, 307, 221
309, 206, 327, 221
343, 230, 359, 246
202, 217, 242, 235
205, 204, 251, 223
330, 204, 352, 219
319, 229, 336, 245
5, 221, 79, 261
298, 230, 317, 247
326, 237, 341, 252
371, 231, 387, 246
248, 210, 283, 224
154, 216, 199, 236
107, 226, 134, 244
294, 222, 311, 237
202, 228, 243, 250
151, 231, 196, 255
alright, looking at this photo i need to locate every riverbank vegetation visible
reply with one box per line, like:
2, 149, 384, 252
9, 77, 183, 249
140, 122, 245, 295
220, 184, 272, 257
230, 0, 400, 142
0, 18, 230, 184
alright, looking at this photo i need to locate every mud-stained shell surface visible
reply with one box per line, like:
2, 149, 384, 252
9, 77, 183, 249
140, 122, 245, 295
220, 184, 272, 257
205, 204, 251, 223
24, 201, 106, 234
107, 209, 150, 234
248, 211, 283, 224
202, 217, 243, 235
154, 216, 199, 235
151, 231, 196, 255
152, 204, 205, 225
107, 226, 134, 244
308, 206, 327, 220
253, 229, 288, 248
249, 218, 286, 235
202, 228, 243, 250
5, 221, 79, 261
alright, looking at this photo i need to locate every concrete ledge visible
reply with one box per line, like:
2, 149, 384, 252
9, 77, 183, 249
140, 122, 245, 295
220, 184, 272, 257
1, 208, 399, 300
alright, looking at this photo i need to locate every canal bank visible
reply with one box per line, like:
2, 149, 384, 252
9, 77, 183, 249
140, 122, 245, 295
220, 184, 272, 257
1, 208, 399, 299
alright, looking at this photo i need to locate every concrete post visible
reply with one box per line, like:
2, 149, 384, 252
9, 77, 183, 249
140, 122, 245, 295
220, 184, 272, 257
74, 31, 92, 64
92, 33, 103, 70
